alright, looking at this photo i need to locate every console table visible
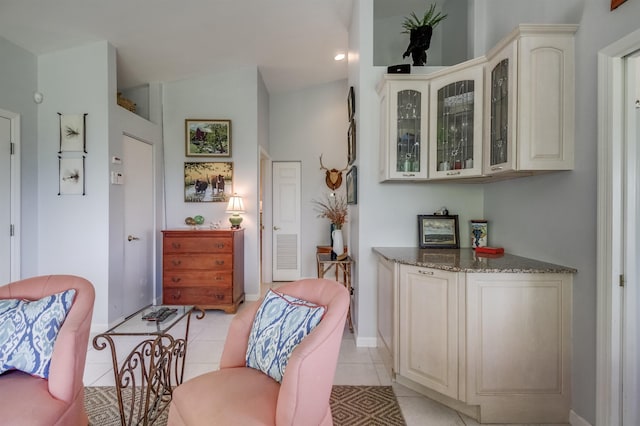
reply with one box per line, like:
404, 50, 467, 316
316, 252, 354, 332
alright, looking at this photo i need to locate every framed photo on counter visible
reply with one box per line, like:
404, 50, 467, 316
418, 214, 460, 249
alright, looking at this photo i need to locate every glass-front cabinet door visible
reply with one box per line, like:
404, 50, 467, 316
380, 80, 428, 180
484, 41, 517, 175
429, 63, 484, 179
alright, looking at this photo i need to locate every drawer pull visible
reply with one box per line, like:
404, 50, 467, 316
172, 242, 182, 249
216, 294, 224, 300
215, 275, 224, 281
216, 243, 225, 249
171, 277, 181, 283
172, 260, 182, 266
418, 270, 434, 275
215, 260, 225, 265
491, 166, 503, 171
446, 171, 461, 176
172, 290, 181, 300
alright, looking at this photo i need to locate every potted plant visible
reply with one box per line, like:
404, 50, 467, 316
312, 194, 348, 259
402, 3, 448, 66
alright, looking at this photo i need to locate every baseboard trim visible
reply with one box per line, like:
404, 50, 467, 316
570, 410, 592, 426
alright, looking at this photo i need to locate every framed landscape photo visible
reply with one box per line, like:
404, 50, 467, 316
185, 119, 231, 157
418, 214, 460, 249
346, 166, 357, 205
184, 161, 233, 202
348, 119, 356, 165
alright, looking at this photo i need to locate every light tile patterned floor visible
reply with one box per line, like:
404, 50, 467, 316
83, 285, 569, 426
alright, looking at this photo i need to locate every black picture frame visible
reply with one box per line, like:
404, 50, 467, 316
347, 86, 355, 120
418, 215, 460, 249
346, 166, 357, 205
347, 119, 356, 166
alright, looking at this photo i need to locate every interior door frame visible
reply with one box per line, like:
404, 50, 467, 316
596, 28, 640, 426
0, 109, 20, 282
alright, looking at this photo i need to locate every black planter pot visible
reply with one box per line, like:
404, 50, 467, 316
403, 25, 433, 66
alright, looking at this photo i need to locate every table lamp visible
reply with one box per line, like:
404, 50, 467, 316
226, 193, 245, 229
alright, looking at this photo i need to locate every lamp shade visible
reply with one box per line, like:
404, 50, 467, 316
226, 194, 245, 213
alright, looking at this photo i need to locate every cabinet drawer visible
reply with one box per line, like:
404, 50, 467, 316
163, 271, 232, 286
163, 286, 232, 305
164, 254, 233, 270
163, 237, 232, 253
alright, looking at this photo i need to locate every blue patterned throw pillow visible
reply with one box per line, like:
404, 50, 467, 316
0, 289, 76, 378
246, 289, 326, 383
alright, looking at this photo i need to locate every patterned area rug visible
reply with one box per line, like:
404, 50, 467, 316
85, 385, 405, 425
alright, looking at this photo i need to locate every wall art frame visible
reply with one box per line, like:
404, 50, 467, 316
347, 86, 355, 120
184, 161, 233, 202
611, 0, 628, 10
346, 165, 357, 205
348, 119, 356, 166
58, 156, 85, 195
418, 214, 460, 249
185, 119, 232, 157
58, 113, 87, 153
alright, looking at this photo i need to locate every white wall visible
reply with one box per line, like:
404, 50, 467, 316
352, 0, 485, 346
269, 80, 349, 278
37, 42, 112, 326
0, 37, 38, 280
162, 67, 261, 299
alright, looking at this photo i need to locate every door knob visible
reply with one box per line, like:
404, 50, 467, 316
273, 226, 280, 230
127, 235, 140, 242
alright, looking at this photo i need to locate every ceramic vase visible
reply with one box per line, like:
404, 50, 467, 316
332, 227, 344, 258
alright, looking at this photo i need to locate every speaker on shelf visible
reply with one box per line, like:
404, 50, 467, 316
387, 64, 410, 74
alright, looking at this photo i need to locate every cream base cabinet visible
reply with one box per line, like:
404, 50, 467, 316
465, 273, 572, 423
398, 265, 460, 399
484, 24, 577, 176
377, 256, 397, 377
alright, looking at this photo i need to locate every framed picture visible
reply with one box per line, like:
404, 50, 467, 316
58, 157, 85, 195
58, 113, 87, 153
611, 0, 627, 10
184, 161, 233, 202
348, 119, 356, 166
418, 215, 460, 249
185, 119, 231, 157
346, 166, 357, 205
347, 86, 355, 120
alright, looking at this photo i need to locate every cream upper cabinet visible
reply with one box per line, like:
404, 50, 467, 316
429, 60, 484, 180
484, 24, 577, 176
378, 78, 429, 181
398, 264, 459, 399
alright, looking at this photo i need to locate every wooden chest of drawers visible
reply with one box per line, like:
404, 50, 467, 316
162, 229, 244, 313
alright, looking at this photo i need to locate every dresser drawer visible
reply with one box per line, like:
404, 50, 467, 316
164, 254, 233, 271
163, 271, 232, 286
164, 237, 232, 254
163, 286, 232, 305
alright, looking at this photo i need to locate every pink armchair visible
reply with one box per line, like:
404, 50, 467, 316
168, 278, 350, 426
0, 275, 95, 426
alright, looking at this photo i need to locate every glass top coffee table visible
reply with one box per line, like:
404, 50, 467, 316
93, 304, 204, 425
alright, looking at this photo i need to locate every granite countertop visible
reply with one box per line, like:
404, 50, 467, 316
372, 247, 577, 274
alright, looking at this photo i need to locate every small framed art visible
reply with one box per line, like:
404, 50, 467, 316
58, 113, 87, 153
348, 119, 356, 166
347, 86, 355, 120
185, 119, 231, 157
184, 161, 233, 202
418, 215, 460, 249
346, 166, 357, 205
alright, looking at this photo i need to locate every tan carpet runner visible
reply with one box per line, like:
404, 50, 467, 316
85, 385, 406, 425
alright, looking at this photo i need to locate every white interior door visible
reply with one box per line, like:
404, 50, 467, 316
0, 110, 19, 284
272, 161, 301, 281
123, 135, 154, 315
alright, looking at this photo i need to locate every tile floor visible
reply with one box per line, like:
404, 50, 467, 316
83, 285, 567, 426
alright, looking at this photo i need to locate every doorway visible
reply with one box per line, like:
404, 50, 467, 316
596, 30, 640, 426
122, 135, 154, 315
271, 161, 301, 281
0, 109, 20, 284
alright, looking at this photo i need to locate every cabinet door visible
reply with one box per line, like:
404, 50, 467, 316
383, 80, 429, 180
429, 65, 484, 179
399, 265, 458, 398
484, 41, 517, 175
377, 257, 397, 375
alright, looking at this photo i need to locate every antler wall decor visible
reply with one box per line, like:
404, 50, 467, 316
319, 154, 348, 190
